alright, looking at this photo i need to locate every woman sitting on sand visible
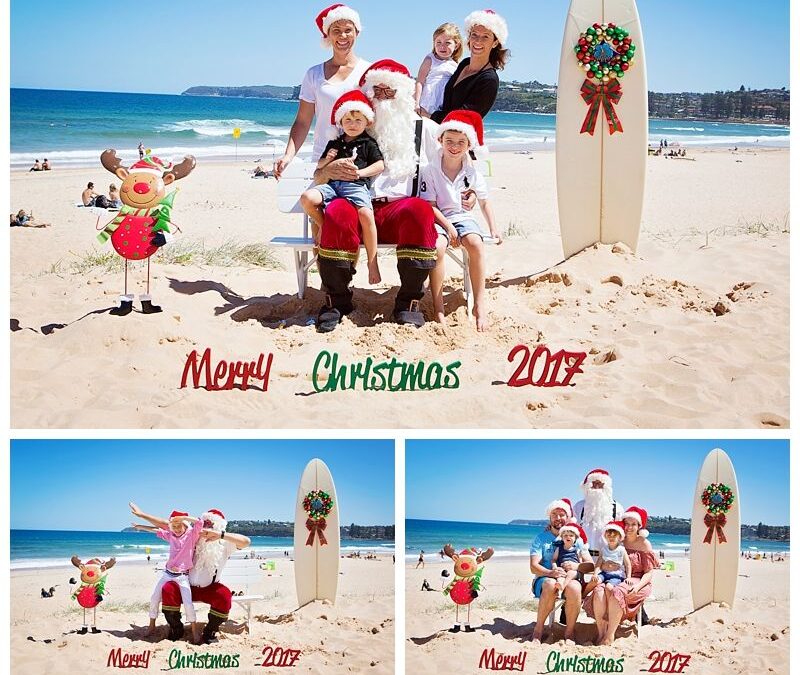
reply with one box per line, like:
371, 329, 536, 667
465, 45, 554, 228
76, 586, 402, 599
581, 505, 658, 645
530, 498, 586, 644
273, 4, 371, 176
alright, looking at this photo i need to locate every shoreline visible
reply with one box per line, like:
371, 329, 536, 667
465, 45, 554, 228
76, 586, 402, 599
10, 142, 787, 172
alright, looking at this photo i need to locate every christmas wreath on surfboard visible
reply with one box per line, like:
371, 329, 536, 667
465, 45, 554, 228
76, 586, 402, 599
574, 22, 637, 135
701, 483, 734, 544
303, 490, 334, 546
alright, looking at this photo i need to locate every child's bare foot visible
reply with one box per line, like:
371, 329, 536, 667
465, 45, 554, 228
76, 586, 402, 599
368, 260, 381, 285
145, 625, 156, 637
191, 623, 202, 644
435, 311, 447, 325
473, 304, 489, 331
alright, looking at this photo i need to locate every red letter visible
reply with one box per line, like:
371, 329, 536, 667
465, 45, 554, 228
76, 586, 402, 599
560, 351, 586, 386
180, 348, 212, 389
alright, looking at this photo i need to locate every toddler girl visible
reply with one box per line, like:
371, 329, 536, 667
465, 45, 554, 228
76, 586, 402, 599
415, 23, 462, 117
132, 510, 205, 641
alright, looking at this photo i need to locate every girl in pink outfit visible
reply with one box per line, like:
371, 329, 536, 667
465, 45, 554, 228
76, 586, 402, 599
132, 510, 205, 641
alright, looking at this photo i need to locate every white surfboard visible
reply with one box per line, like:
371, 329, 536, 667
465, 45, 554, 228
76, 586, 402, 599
556, 0, 648, 258
294, 458, 340, 607
690, 448, 740, 610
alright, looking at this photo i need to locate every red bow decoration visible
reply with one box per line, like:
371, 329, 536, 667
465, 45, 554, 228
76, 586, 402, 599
305, 517, 328, 546
580, 79, 624, 135
703, 512, 728, 544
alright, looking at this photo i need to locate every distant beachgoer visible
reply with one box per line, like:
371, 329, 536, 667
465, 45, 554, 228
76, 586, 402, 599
138, 141, 145, 159
11, 209, 49, 228
274, 4, 370, 176
42, 158, 51, 170
416, 550, 425, 568
146, 554, 151, 562
82, 182, 99, 206
29, 159, 42, 172
108, 183, 121, 208
430, 10, 509, 123
415, 22, 462, 118
421, 579, 434, 591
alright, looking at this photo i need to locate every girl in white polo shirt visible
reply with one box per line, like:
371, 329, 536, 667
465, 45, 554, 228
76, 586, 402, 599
419, 110, 502, 331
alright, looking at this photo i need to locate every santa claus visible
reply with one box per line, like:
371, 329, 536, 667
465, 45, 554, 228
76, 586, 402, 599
572, 469, 625, 555
129, 503, 251, 643
314, 59, 444, 331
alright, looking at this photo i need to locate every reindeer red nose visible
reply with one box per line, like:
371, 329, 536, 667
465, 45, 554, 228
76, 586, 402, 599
87, 570, 95, 577
460, 562, 470, 571
133, 182, 151, 194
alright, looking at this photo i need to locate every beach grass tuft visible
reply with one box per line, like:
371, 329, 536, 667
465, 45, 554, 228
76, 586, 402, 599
58, 238, 284, 275
504, 219, 528, 239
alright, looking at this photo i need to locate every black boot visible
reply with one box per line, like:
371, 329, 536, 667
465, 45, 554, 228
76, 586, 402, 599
163, 610, 185, 641
449, 624, 461, 633
140, 297, 163, 314
202, 613, 226, 644
317, 259, 355, 332
394, 258, 432, 327
110, 299, 133, 316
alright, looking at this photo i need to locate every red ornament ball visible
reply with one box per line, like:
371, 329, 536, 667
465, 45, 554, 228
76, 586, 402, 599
76, 586, 102, 609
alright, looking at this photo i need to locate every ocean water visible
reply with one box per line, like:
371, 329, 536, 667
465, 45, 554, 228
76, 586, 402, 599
10, 529, 395, 570
405, 519, 789, 561
10, 88, 789, 169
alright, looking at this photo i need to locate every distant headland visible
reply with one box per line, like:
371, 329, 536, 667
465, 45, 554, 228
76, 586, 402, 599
181, 81, 789, 124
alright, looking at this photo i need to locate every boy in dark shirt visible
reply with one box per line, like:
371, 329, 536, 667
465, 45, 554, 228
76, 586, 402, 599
301, 90, 385, 284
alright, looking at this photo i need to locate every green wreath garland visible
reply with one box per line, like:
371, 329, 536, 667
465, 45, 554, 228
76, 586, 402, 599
574, 22, 636, 83
701, 483, 734, 515
303, 490, 334, 520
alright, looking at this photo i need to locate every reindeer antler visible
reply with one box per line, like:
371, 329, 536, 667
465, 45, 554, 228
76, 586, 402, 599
477, 547, 494, 564
100, 149, 125, 175
443, 543, 457, 560
102, 557, 117, 571
166, 156, 196, 181
70, 555, 83, 568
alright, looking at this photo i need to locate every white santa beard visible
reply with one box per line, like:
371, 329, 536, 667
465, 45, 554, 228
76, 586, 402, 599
193, 538, 227, 578
369, 90, 419, 179
581, 485, 614, 543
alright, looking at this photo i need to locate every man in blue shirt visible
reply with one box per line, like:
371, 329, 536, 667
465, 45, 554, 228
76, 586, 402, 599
529, 497, 585, 644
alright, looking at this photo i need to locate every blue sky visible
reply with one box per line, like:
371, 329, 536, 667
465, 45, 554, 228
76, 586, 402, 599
11, 439, 394, 530
10, 1, 789, 94
406, 440, 789, 525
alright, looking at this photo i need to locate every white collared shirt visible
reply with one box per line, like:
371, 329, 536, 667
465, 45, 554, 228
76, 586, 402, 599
418, 149, 488, 223
372, 117, 440, 201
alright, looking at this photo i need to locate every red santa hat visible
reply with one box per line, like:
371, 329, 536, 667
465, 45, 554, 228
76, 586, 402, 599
128, 155, 172, 177
438, 109, 485, 150
556, 523, 588, 545
316, 4, 361, 47
604, 521, 626, 538
207, 508, 226, 520
622, 506, 649, 538
359, 59, 415, 96
169, 510, 188, 519
464, 9, 508, 48
545, 497, 573, 520
582, 468, 612, 488
331, 90, 375, 126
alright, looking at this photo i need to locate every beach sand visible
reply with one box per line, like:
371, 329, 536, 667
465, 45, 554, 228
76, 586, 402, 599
10, 148, 788, 428
11, 555, 394, 674
405, 554, 789, 675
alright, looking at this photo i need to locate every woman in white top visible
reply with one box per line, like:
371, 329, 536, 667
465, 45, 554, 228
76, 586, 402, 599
415, 23, 462, 118
274, 4, 371, 176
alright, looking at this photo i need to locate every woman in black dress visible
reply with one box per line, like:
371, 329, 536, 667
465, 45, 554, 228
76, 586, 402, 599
430, 10, 509, 122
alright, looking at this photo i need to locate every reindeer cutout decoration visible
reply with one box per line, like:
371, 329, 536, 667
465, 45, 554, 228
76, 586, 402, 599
70, 555, 116, 634
97, 150, 196, 315
442, 543, 494, 633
